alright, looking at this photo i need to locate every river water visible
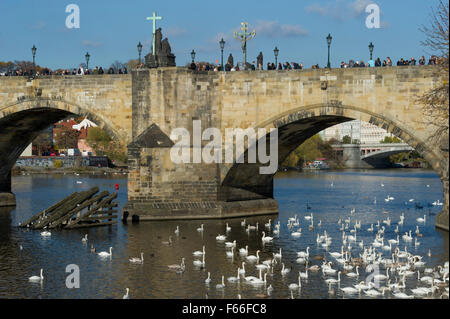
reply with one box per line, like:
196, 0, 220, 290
0, 169, 447, 299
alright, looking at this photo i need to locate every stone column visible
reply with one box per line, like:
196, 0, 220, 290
0, 171, 16, 207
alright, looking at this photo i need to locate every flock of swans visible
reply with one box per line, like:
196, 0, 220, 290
25, 181, 448, 300
164, 199, 448, 299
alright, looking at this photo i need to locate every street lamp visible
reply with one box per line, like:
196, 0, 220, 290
326, 33, 332, 68
31, 45, 37, 75
369, 42, 374, 60
137, 42, 143, 65
85, 52, 90, 71
274, 46, 279, 69
219, 38, 225, 70
191, 49, 196, 63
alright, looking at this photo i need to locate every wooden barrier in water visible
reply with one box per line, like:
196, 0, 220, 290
19, 187, 118, 229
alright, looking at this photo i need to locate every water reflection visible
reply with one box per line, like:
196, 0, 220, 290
0, 170, 447, 299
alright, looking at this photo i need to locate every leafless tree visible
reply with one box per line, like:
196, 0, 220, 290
418, 0, 449, 148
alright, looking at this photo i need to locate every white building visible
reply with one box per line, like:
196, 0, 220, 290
321, 120, 393, 144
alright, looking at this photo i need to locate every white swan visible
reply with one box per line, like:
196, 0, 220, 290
364, 288, 385, 297
346, 266, 359, 278
193, 246, 205, 257
325, 271, 341, 284
226, 247, 235, 258
81, 234, 88, 243
297, 247, 310, 258
416, 215, 426, 223
255, 263, 269, 271
241, 219, 246, 227
228, 268, 240, 282
393, 292, 414, 299
417, 271, 433, 283
129, 252, 144, 264
225, 240, 236, 248
226, 223, 231, 232
193, 254, 206, 267
246, 250, 260, 262
174, 226, 180, 235
261, 231, 273, 243
299, 269, 308, 279
341, 286, 359, 295
330, 246, 344, 258
216, 234, 226, 241
29, 269, 44, 282
265, 219, 271, 228
197, 224, 204, 232
123, 288, 130, 299
239, 262, 246, 275
281, 263, 291, 276
216, 276, 226, 289
98, 247, 113, 258
289, 274, 302, 290
239, 245, 248, 256
40, 231, 51, 237
273, 248, 282, 259
205, 272, 211, 284
168, 258, 185, 271
374, 268, 389, 281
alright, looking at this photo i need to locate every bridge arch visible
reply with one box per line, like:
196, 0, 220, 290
220, 103, 446, 202
0, 97, 126, 197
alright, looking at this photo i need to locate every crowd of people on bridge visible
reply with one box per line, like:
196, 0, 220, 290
0, 66, 128, 77
0, 55, 441, 77
339, 55, 440, 68
185, 54, 440, 73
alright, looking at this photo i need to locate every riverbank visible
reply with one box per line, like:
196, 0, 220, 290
11, 165, 128, 176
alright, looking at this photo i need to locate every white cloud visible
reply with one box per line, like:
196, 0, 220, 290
306, 0, 385, 22
254, 20, 308, 38
30, 21, 46, 30
82, 40, 104, 48
165, 27, 188, 38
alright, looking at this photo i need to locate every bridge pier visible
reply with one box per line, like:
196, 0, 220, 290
0, 172, 16, 207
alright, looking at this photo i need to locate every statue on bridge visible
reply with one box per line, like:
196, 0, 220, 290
257, 52, 263, 70
145, 28, 176, 68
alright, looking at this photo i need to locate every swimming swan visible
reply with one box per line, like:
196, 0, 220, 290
129, 252, 144, 264
98, 247, 113, 258
29, 269, 44, 282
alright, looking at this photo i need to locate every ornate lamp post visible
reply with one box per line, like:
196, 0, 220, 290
219, 38, 225, 70
137, 42, 143, 65
274, 46, 279, 68
234, 22, 256, 70
369, 42, 374, 60
326, 33, 332, 68
31, 45, 37, 75
191, 49, 196, 64
85, 52, 90, 71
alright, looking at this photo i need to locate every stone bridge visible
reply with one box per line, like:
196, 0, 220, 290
361, 144, 414, 160
0, 66, 448, 230
333, 143, 416, 168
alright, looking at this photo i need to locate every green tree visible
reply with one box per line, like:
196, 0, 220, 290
342, 135, 352, 144
380, 136, 402, 143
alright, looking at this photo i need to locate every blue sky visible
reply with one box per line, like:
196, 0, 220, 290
0, 0, 440, 69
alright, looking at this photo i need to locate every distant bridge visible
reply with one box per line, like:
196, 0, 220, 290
332, 143, 416, 168
360, 143, 414, 160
